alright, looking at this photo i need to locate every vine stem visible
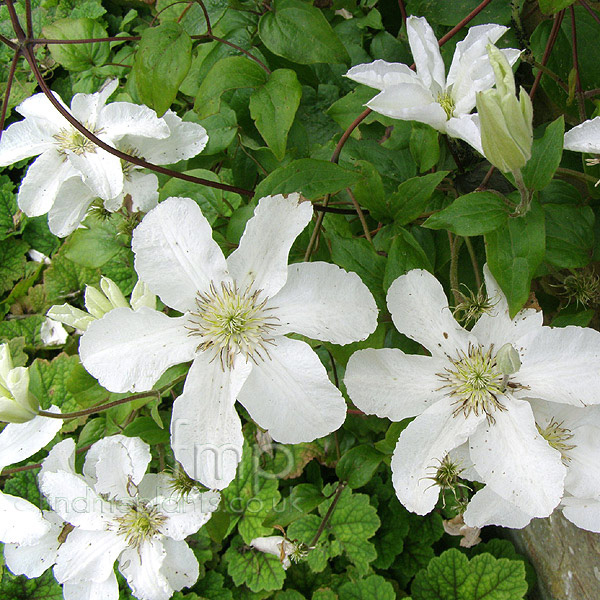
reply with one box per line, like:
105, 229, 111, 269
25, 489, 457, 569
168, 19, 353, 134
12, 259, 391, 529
569, 5, 586, 121
448, 232, 463, 306
310, 482, 347, 547
530, 10, 564, 100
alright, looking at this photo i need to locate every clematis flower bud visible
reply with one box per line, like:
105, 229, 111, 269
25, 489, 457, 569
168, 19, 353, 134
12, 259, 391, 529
250, 535, 308, 569
476, 44, 533, 173
0, 344, 38, 423
496, 342, 521, 375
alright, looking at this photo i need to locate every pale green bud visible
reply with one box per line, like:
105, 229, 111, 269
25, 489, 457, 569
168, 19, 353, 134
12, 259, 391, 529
47, 304, 95, 332
84, 285, 114, 319
476, 44, 533, 173
130, 280, 157, 311
0, 344, 38, 423
100, 277, 129, 309
496, 343, 521, 375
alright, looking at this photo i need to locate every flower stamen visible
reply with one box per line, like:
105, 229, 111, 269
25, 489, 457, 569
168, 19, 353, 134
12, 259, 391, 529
538, 419, 575, 464
437, 92, 456, 119
114, 501, 166, 549
53, 122, 101, 156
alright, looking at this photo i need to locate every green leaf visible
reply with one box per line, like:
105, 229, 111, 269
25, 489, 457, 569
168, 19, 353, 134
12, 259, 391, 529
259, 0, 350, 65
0, 238, 28, 294
42, 18, 110, 71
0, 176, 19, 241
122, 416, 170, 445
192, 571, 235, 600
522, 117, 564, 192
485, 202, 546, 317
225, 536, 286, 593
42, 251, 99, 305
199, 106, 238, 155
194, 57, 268, 119
544, 204, 594, 268
326, 86, 377, 138
552, 308, 594, 327
410, 123, 440, 173
336, 445, 384, 489
250, 69, 302, 160
338, 575, 395, 600
0, 569, 63, 600
265, 483, 325, 528
62, 220, 124, 268
352, 161, 387, 221
384, 229, 433, 290
254, 159, 360, 201
0, 316, 45, 349
390, 171, 448, 225
424, 192, 509, 236
411, 549, 528, 600
539, 0, 575, 14
133, 21, 192, 116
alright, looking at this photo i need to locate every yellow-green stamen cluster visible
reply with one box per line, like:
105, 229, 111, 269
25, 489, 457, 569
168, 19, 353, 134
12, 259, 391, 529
53, 123, 99, 156
538, 419, 576, 464
440, 344, 507, 422
561, 271, 600, 307
437, 92, 456, 119
288, 542, 310, 564
424, 455, 471, 509
166, 466, 202, 498
188, 281, 279, 369
452, 285, 496, 326
114, 501, 166, 549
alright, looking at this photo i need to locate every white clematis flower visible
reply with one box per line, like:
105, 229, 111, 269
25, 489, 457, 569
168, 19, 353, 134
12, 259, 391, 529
79, 194, 378, 489
345, 16, 521, 154
39, 435, 219, 600
564, 117, 600, 186
0, 408, 62, 545
250, 535, 308, 569
345, 267, 600, 519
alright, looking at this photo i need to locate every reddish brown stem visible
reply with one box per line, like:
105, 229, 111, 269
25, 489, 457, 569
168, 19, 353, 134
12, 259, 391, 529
531, 11, 564, 100
0, 52, 19, 138
569, 5, 586, 120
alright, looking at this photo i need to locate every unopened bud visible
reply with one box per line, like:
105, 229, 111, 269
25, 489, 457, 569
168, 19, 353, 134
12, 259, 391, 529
496, 343, 521, 375
0, 344, 38, 423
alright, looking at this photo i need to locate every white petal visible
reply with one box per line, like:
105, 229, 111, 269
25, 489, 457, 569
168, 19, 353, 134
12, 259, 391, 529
48, 176, 96, 237
463, 486, 534, 529
159, 538, 199, 592
563, 425, 600, 498
41, 437, 76, 477
55, 528, 126, 584
70, 80, 118, 125
16, 91, 70, 125
119, 541, 171, 600
79, 307, 196, 393
407, 16, 446, 93
125, 171, 159, 212
517, 325, 600, 406
40, 318, 68, 346
561, 497, 600, 533
366, 85, 446, 129
345, 348, 447, 420
271, 261, 378, 343
0, 119, 55, 165
67, 146, 124, 200
171, 354, 250, 489
83, 435, 151, 500
445, 114, 484, 153
469, 396, 565, 517
237, 337, 347, 443
132, 197, 229, 313
63, 571, 119, 600
129, 111, 208, 164
17, 151, 76, 217
387, 269, 472, 358
4, 511, 62, 577
40, 471, 114, 530
0, 491, 50, 544
345, 60, 419, 90
391, 396, 484, 515
0, 410, 62, 472
564, 117, 600, 153
98, 102, 170, 141
227, 193, 313, 297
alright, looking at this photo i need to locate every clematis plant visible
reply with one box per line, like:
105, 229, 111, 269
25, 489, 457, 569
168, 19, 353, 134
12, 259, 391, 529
345, 16, 520, 154
0, 343, 39, 423
344, 267, 600, 521
0, 80, 208, 237
39, 435, 219, 600
79, 194, 378, 489
564, 116, 600, 186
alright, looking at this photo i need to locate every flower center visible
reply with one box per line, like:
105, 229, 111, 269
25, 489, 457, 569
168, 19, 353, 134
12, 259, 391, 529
53, 123, 99, 156
437, 92, 456, 119
439, 344, 507, 422
114, 501, 166, 549
538, 419, 575, 464
187, 281, 279, 369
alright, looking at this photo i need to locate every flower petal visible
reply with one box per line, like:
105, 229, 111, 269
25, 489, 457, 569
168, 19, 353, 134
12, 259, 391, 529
155, 490, 219, 541
79, 307, 196, 393
17, 151, 77, 217
391, 396, 484, 515
0, 118, 56, 165
40, 437, 76, 477
119, 541, 171, 600
54, 528, 126, 583
66, 145, 124, 200
517, 325, 600, 406
272, 261, 378, 343
159, 538, 199, 593
564, 116, 600, 153
469, 396, 565, 517
63, 572, 119, 600
226, 193, 313, 297
70, 80, 118, 125
237, 337, 347, 443
561, 497, 600, 533
445, 114, 483, 153
171, 353, 250, 489
47, 175, 96, 237
16, 91, 70, 126
387, 269, 472, 358
0, 410, 62, 472
345, 348, 447, 421
98, 102, 170, 141
463, 486, 533, 529
345, 60, 419, 90
0, 491, 50, 544
125, 171, 159, 213
407, 16, 446, 93
563, 425, 600, 498
132, 197, 229, 313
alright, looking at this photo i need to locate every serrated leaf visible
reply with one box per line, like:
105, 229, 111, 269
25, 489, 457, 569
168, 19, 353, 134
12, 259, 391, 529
0, 569, 63, 600
265, 483, 325, 528
62, 220, 125, 268
250, 69, 302, 160
42, 18, 110, 71
485, 201, 546, 317
254, 159, 360, 201
338, 575, 395, 600
259, 0, 350, 65
544, 203, 594, 268
4, 470, 42, 506
0, 176, 19, 240
0, 238, 28, 294
522, 117, 564, 192
133, 21, 192, 116
194, 57, 268, 119
42, 251, 98, 306
0, 316, 45, 349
